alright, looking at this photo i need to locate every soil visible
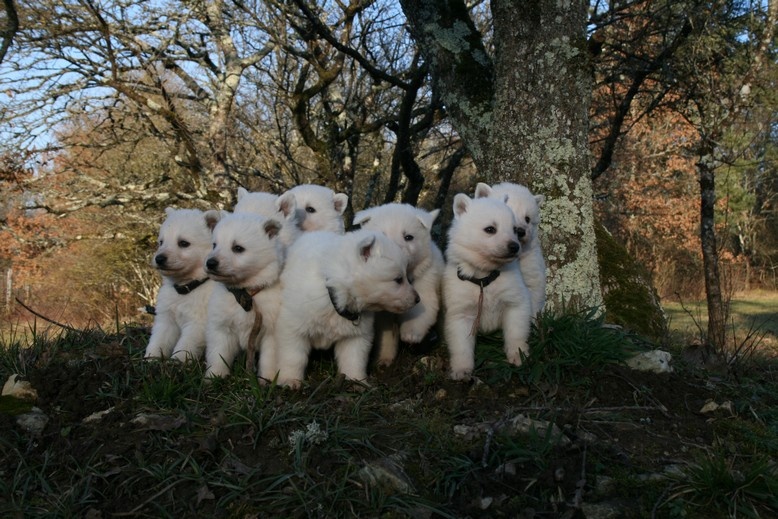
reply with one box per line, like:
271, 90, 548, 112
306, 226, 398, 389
1, 326, 775, 518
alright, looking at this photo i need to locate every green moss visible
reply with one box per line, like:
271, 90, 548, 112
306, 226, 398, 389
596, 223, 668, 340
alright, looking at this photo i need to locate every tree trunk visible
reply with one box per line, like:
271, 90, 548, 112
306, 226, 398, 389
697, 144, 727, 351
490, 0, 602, 310
400, 0, 603, 311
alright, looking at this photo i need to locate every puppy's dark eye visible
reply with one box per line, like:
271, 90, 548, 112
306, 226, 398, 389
525, 216, 531, 223
178, 240, 190, 248
232, 244, 245, 253
484, 226, 496, 235
404, 234, 414, 242
394, 276, 403, 285
306, 206, 316, 214
514, 227, 520, 236
158, 240, 163, 246
212, 243, 216, 249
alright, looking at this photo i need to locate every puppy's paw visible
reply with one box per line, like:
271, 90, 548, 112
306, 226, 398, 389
505, 350, 525, 367
376, 356, 395, 368
400, 330, 425, 345
449, 369, 473, 382
278, 377, 302, 390
400, 322, 429, 344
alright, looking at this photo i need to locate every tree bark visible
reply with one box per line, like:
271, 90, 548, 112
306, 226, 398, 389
401, 0, 603, 310
698, 142, 727, 351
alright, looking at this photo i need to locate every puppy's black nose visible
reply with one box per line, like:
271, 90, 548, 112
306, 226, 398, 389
516, 227, 526, 238
205, 258, 218, 271
508, 241, 520, 255
155, 254, 167, 267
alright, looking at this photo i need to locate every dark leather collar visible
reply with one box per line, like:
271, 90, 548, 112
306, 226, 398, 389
457, 267, 500, 288
227, 286, 259, 312
174, 277, 209, 295
326, 286, 360, 322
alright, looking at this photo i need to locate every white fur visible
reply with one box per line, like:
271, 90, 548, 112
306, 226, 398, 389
203, 212, 284, 378
145, 208, 217, 363
285, 184, 348, 233
233, 187, 302, 252
271, 230, 420, 388
443, 194, 532, 380
353, 203, 444, 366
475, 182, 546, 317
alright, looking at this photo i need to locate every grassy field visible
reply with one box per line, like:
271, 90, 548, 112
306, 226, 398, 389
663, 289, 778, 352
1, 305, 778, 517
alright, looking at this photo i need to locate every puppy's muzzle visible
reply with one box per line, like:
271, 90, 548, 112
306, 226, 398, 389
506, 241, 521, 257
155, 254, 168, 268
205, 257, 219, 274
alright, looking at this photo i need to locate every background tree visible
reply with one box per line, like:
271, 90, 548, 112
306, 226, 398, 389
0, 0, 17, 64
672, 0, 777, 351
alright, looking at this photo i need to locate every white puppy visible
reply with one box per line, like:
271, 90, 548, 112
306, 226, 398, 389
284, 184, 348, 233
272, 230, 420, 388
443, 194, 532, 380
475, 182, 546, 317
352, 203, 444, 366
145, 208, 217, 362
203, 212, 283, 378
233, 187, 302, 252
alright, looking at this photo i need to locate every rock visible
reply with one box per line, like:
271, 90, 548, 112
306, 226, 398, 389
2, 374, 38, 402
455, 415, 570, 447
626, 350, 673, 373
358, 457, 414, 495
478, 496, 493, 510
17, 407, 49, 436
83, 407, 115, 424
131, 413, 187, 431
505, 414, 571, 447
699, 399, 734, 415
581, 502, 623, 519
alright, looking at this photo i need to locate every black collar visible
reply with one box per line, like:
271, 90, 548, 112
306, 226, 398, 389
326, 286, 360, 322
227, 286, 257, 312
457, 267, 500, 288
174, 277, 209, 295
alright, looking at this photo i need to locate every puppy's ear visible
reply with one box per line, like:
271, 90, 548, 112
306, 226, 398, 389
204, 210, 222, 231
358, 234, 377, 262
418, 208, 440, 230
535, 194, 545, 207
237, 187, 248, 201
474, 183, 492, 199
333, 193, 349, 215
276, 192, 297, 219
453, 194, 471, 217
264, 219, 282, 239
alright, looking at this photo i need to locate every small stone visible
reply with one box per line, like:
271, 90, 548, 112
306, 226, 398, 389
699, 400, 734, 415
433, 388, 447, 401
358, 457, 414, 495
83, 407, 115, 424
495, 462, 517, 476
478, 496, 493, 510
17, 407, 48, 436
626, 350, 673, 373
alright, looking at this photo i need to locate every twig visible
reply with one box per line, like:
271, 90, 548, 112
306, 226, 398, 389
14, 297, 81, 333
573, 443, 587, 508
113, 479, 187, 516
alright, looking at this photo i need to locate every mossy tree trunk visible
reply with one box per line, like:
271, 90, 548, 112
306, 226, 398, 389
400, 0, 603, 310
